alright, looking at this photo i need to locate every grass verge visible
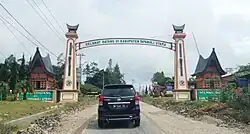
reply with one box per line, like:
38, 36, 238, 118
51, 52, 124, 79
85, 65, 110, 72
0, 100, 56, 122
0, 100, 56, 134
4, 96, 97, 134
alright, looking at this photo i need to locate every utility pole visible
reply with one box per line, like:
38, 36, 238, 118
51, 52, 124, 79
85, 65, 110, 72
76, 53, 85, 90
102, 70, 105, 89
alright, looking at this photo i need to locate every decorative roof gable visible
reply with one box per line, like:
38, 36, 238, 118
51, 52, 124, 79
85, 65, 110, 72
191, 48, 226, 76
28, 47, 55, 75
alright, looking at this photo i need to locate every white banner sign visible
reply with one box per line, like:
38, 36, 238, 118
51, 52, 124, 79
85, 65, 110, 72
78, 38, 174, 49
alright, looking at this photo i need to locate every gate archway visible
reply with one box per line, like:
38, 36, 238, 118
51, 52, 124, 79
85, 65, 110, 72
58, 24, 190, 102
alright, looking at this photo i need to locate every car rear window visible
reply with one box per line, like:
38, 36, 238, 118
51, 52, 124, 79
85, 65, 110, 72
102, 85, 135, 97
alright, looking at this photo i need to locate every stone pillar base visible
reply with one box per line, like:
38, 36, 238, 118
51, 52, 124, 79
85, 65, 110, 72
58, 89, 79, 102
173, 90, 191, 101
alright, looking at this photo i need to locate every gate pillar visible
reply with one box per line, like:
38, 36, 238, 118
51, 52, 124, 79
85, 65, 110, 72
59, 24, 79, 102
172, 24, 190, 101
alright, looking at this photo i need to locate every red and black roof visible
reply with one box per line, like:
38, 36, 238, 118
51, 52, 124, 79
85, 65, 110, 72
28, 47, 55, 76
191, 48, 226, 76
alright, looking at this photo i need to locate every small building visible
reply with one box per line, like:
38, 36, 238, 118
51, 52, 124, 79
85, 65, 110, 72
191, 48, 226, 89
28, 47, 55, 90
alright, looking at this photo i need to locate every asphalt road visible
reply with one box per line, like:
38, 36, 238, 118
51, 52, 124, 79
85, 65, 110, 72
82, 114, 165, 134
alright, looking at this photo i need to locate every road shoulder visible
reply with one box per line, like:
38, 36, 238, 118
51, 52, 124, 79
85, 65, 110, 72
50, 104, 98, 134
140, 102, 246, 134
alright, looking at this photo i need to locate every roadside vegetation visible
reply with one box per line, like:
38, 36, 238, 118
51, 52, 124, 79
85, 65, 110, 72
1, 95, 98, 134
142, 63, 250, 129
0, 49, 126, 133
82, 58, 126, 89
0, 101, 56, 122
0, 57, 126, 133
142, 85, 250, 130
142, 86, 250, 127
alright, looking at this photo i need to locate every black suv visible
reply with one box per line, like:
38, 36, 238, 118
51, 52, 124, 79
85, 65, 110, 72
97, 84, 140, 128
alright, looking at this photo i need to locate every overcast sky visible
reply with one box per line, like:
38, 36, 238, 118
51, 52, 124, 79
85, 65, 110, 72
0, 0, 250, 85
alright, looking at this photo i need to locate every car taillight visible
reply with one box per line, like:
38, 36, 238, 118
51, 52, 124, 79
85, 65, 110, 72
134, 94, 140, 105
99, 95, 104, 106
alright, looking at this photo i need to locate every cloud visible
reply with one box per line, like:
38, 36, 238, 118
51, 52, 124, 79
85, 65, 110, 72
0, 0, 250, 84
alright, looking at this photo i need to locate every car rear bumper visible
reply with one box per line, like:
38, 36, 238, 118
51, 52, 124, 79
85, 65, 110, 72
98, 113, 140, 121
98, 112, 140, 122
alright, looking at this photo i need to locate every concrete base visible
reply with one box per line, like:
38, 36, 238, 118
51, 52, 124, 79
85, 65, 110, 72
173, 91, 191, 101
59, 90, 79, 102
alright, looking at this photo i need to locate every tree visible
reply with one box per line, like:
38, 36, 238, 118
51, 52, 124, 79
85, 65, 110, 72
104, 59, 113, 84
89, 62, 99, 76
83, 62, 99, 77
8, 55, 17, 92
107, 58, 113, 72
18, 54, 26, 81
165, 76, 173, 85
151, 71, 167, 86
53, 64, 64, 88
85, 70, 104, 88
15, 80, 34, 100
80, 84, 100, 95
84, 59, 126, 87
0, 62, 9, 82
83, 63, 91, 77
112, 63, 125, 84
0, 54, 31, 100
188, 77, 196, 87
237, 63, 250, 72
145, 88, 148, 95
0, 81, 9, 100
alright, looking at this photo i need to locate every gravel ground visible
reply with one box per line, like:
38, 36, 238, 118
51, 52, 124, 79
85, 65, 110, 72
49, 104, 98, 134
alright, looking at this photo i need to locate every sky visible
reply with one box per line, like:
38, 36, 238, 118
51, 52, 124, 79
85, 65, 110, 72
0, 0, 250, 86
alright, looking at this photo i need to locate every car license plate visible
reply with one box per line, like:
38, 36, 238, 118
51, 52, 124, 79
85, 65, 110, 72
113, 104, 126, 108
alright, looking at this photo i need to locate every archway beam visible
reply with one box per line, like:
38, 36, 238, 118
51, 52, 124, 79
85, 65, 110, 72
76, 38, 175, 51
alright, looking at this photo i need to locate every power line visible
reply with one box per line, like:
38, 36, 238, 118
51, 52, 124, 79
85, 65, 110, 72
0, 2, 58, 58
192, 32, 200, 55
0, 15, 32, 55
0, 15, 39, 49
40, 0, 65, 34
0, 51, 6, 58
27, 0, 64, 42
30, 0, 64, 41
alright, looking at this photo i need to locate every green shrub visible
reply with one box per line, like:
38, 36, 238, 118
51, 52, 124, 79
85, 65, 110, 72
0, 88, 9, 100
212, 85, 250, 112
5, 95, 16, 101
80, 84, 100, 95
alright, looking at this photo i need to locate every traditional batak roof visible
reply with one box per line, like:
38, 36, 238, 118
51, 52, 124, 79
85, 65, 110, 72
28, 47, 55, 75
172, 24, 185, 33
191, 48, 226, 76
66, 24, 79, 31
